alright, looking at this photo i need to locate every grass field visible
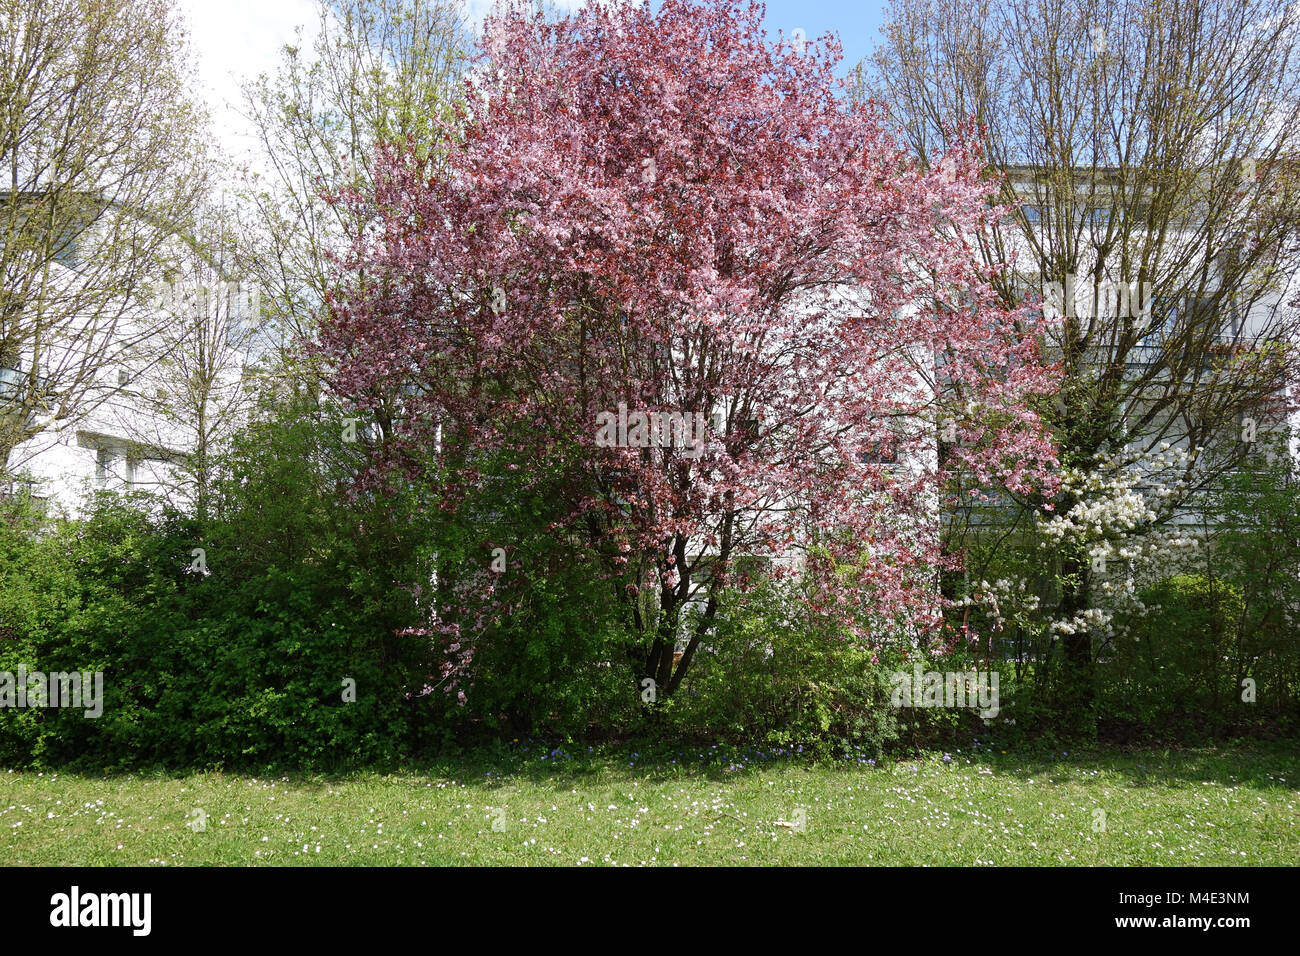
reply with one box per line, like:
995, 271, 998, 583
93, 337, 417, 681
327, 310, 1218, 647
2, 743, 1296, 866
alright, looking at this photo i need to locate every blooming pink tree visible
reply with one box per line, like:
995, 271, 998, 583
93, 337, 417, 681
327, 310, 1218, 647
321, 0, 1059, 700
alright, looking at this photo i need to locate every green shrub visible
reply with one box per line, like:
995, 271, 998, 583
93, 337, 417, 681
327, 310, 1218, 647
0, 386, 646, 767
1101, 574, 1245, 740
0, 379, 441, 770
663, 577, 898, 757
1204, 447, 1300, 730
0, 489, 428, 770
407, 450, 637, 740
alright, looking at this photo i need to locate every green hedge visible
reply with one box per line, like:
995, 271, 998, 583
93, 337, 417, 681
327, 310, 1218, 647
1101, 574, 1251, 740
0, 490, 427, 770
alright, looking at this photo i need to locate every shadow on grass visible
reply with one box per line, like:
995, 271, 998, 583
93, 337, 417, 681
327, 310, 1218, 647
941, 740, 1298, 792
3, 738, 1296, 794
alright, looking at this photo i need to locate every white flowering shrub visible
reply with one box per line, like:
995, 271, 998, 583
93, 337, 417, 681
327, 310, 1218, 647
952, 444, 1206, 648
950, 434, 1300, 740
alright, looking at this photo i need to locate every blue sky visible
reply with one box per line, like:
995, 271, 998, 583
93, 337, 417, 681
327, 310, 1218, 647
742, 0, 889, 75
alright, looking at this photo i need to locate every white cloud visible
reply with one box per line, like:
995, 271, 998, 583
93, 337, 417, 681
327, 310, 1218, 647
176, 0, 322, 162
177, 0, 630, 169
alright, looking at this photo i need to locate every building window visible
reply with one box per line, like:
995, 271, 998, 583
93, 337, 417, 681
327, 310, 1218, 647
1219, 297, 1245, 342
52, 227, 79, 268
0, 361, 20, 401
95, 448, 138, 486
95, 448, 117, 484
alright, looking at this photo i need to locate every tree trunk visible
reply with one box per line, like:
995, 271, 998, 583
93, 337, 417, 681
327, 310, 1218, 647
1057, 550, 1096, 736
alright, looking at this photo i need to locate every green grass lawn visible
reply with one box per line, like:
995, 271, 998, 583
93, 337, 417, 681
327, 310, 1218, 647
2, 743, 1296, 866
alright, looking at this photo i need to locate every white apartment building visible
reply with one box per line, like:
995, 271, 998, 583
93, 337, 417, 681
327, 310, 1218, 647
1004, 166, 1300, 485
1, 197, 266, 517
